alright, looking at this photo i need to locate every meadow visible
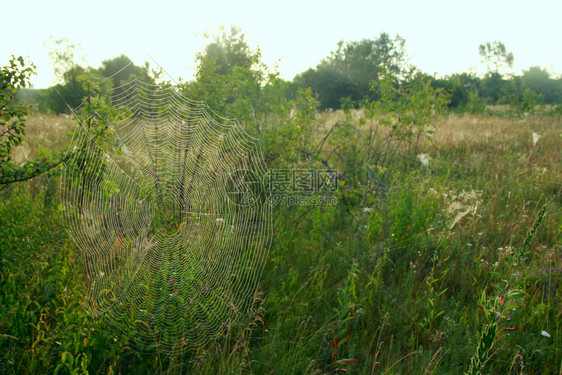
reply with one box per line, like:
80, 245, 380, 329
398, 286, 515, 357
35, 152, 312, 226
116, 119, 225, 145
0, 107, 560, 374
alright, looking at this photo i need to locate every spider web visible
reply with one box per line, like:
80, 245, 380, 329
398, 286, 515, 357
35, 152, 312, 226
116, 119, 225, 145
61, 80, 272, 353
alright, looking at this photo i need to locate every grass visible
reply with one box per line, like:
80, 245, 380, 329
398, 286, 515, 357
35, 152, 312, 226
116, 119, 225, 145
11, 114, 75, 165
0, 110, 560, 374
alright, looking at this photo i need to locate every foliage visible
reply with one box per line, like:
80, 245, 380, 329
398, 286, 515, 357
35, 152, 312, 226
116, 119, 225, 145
0, 56, 61, 186
35, 65, 94, 114
99, 54, 154, 98
201, 25, 255, 75
369, 69, 449, 141
351, 67, 450, 188
294, 33, 407, 109
479, 40, 514, 74
0, 56, 118, 187
499, 76, 544, 116
44, 37, 86, 85
479, 72, 504, 105
296, 65, 358, 110
1, 29, 561, 375
431, 73, 481, 110
521, 66, 562, 104
35, 52, 153, 115
1, 57, 36, 164
465, 90, 486, 114
465, 203, 549, 375
179, 26, 278, 138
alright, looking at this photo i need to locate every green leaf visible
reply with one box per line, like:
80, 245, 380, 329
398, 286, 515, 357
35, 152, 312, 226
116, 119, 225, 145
490, 271, 509, 281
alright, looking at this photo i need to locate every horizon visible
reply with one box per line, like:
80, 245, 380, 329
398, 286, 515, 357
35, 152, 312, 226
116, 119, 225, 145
4, 0, 562, 89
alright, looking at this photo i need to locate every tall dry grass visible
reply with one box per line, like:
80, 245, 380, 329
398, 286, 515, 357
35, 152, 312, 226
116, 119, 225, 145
12, 113, 75, 164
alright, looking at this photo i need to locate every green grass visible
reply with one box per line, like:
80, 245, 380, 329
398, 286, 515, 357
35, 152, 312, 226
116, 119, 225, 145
0, 111, 560, 374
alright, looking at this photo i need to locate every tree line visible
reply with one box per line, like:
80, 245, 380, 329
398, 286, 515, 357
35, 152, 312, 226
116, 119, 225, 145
5, 27, 560, 186
16, 29, 562, 117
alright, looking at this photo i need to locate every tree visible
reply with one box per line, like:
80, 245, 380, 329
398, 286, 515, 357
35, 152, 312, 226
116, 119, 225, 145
480, 72, 505, 105
44, 36, 86, 84
0, 56, 60, 185
37, 54, 153, 114
479, 41, 514, 75
180, 26, 268, 129
37, 38, 96, 114
36, 65, 93, 114
521, 66, 560, 104
499, 76, 542, 115
329, 33, 406, 80
294, 33, 407, 109
99, 54, 153, 97
296, 66, 356, 110
1, 57, 35, 163
180, 26, 324, 167
201, 25, 254, 75
0, 55, 119, 186
431, 73, 481, 110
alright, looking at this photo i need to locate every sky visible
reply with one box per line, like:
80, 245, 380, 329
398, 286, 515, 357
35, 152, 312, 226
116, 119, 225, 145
3, 0, 562, 88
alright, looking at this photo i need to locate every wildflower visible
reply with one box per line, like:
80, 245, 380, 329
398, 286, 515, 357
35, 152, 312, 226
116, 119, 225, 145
417, 153, 430, 167
361, 207, 372, 213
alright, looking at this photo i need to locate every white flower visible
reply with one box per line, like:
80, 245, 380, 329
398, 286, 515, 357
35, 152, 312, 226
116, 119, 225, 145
541, 330, 551, 338
417, 153, 430, 167
362, 207, 372, 213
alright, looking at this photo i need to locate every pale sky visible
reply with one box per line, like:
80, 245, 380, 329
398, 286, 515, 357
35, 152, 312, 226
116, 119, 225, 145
3, 0, 562, 88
